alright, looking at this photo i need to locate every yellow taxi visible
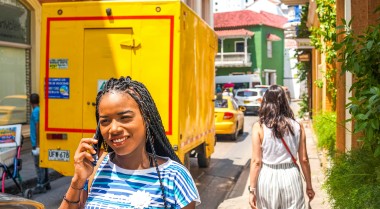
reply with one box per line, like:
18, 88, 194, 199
214, 95, 245, 140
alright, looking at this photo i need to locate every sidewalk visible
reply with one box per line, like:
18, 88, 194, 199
217, 119, 331, 209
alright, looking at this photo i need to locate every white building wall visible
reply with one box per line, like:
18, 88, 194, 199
284, 48, 302, 99
182, 0, 214, 26
213, 0, 255, 13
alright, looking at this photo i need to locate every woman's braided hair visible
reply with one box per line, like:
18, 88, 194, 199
94, 76, 180, 208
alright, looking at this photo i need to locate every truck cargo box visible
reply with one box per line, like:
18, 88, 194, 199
39, 0, 217, 175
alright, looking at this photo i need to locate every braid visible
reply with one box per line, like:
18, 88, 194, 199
147, 129, 168, 209
94, 76, 181, 207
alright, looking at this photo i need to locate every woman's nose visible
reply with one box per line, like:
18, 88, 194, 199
109, 120, 123, 134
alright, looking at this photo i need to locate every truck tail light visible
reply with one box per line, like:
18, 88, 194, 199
223, 112, 234, 119
47, 133, 68, 140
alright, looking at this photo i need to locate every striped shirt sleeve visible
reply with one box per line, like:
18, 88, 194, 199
171, 163, 201, 208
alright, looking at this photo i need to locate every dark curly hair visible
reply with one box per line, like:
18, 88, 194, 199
259, 85, 296, 139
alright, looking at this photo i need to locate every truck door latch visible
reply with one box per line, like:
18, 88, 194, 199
120, 37, 141, 48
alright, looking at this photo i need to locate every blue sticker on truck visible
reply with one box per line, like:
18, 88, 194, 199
48, 78, 69, 99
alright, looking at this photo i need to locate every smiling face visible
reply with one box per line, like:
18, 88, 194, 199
98, 91, 146, 157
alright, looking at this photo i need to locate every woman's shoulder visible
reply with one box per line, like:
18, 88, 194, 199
252, 122, 264, 132
165, 159, 188, 171
162, 159, 192, 176
287, 118, 301, 128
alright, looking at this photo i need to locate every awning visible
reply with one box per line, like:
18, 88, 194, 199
216, 29, 254, 39
267, 33, 281, 41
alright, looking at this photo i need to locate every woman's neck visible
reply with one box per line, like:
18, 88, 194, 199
112, 151, 151, 170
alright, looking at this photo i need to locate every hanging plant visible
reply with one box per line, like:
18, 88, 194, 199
309, 0, 337, 109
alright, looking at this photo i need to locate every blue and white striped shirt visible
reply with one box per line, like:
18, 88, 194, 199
84, 154, 200, 209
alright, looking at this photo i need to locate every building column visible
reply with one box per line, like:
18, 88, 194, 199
221, 38, 224, 63
244, 37, 248, 64
336, 0, 346, 153
194, 0, 202, 16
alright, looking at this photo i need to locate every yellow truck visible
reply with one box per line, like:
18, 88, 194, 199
39, 0, 217, 176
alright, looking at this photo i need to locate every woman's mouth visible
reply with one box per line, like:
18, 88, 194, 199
111, 137, 128, 146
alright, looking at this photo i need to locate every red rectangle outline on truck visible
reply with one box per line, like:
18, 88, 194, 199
44, 16, 174, 135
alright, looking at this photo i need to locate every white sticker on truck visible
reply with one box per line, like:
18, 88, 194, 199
48, 149, 70, 161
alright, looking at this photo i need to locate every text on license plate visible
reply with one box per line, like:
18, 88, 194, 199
244, 100, 250, 104
48, 150, 70, 162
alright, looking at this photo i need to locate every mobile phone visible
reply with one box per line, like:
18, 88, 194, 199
91, 121, 101, 166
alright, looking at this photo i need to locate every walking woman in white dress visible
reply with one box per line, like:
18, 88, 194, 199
249, 85, 315, 209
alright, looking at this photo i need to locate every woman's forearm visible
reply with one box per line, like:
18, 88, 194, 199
58, 178, 87, 209
300, 156, 312, 188
250, 159, 262, 189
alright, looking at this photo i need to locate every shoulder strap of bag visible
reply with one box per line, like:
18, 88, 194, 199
88, 151, 107, 192
280, 137, 306, 181
280, 137, 297, 165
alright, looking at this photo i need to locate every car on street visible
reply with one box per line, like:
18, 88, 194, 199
214, 95, 245, 140
254, 85, 291, 103
234, 88, 264, 115
0, 95, 27, 125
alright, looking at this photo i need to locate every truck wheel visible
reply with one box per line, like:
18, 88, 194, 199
197, 150, 210, 168
184, 153, 191, 170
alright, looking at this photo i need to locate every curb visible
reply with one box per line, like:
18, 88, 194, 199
302, 119, 330, 170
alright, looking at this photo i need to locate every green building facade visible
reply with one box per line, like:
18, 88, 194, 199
214, 10, 286, 85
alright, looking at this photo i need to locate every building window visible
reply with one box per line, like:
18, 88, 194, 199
267, 41, 272, 58
0, 0, 31, 125
235, 41, 244, 52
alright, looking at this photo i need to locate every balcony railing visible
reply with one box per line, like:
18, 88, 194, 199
280, 0, 308, 5
215, 52, 252, 67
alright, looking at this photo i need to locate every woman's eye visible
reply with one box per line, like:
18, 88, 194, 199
121, 115, 132, 120
100, 119, 110, 125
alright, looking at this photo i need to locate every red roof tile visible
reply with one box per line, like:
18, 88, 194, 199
215, 29, 254, 38
214, 10, 288, 29
267, 33, 281, 41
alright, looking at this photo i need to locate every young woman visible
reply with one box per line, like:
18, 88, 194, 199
59, 76, 200, 209
249, 85, 315, 209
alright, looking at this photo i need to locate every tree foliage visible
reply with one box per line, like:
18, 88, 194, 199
337, 18, 380, 156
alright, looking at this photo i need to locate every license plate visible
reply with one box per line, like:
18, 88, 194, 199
48, 149, 70, 162
244, 100, 250, 104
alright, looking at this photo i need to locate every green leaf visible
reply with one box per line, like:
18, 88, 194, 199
375, 146, 380, 157
370, 87, 380, 95
369, 95, 379, 105
366, 127, 373, 139
355, 121, 368, 133
366, 40, 374, 49
370, 119, 379, 130
356, 114, 368, 120
354, 62, 360, 73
